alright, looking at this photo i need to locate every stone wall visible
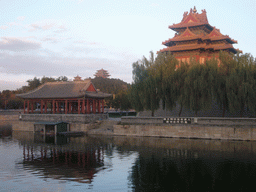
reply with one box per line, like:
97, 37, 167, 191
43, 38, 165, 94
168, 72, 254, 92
12, 120, 91, 132
113, 124, 256, 141
20, 114, 107, 123
0, 115, 19, 121
121, 116, 256, 126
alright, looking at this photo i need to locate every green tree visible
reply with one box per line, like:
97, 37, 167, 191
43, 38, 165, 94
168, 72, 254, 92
153, 52, 178, 112
130, 51, 159, 116
184, 59, 214, 116
226, 53, 256, 116
27, 77, 41, 91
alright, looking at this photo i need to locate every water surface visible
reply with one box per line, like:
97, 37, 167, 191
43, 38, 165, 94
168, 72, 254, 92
1, 128, 256, 191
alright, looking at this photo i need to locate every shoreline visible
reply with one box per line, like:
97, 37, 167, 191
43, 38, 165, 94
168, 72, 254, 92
2, 113, 256, 141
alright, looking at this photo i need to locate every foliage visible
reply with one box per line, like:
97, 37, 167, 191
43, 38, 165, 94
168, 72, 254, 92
130, 51, 256, 117
129, 51, 160, 116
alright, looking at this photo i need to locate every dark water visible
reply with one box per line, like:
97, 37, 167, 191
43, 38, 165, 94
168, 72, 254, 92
1, 128, 256, 191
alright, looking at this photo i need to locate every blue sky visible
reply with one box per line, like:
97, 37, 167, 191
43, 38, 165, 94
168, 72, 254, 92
0, 0, 255, 91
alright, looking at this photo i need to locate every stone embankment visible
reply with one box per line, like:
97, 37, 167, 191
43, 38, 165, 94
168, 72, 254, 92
113, 117, 256, 141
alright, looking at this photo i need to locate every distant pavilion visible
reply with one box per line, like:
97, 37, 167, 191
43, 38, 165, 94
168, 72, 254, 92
94, 68, 110, 79
17, 77, 112, 114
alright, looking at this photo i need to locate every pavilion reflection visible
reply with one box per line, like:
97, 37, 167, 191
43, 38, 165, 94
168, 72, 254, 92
20, 134, 106, 184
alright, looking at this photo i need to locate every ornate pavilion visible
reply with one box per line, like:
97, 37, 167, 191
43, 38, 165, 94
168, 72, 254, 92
159, 7, 240, 63
94, 68, 110, 79
17, 77, 112, 114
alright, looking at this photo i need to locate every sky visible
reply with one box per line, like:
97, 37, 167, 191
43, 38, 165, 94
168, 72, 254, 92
0, 0, 255, 91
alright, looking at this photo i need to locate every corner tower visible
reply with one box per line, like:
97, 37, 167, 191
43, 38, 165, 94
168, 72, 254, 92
159, 7, 239, 63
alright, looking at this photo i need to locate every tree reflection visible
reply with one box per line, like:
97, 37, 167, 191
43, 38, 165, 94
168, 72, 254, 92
130, 154, 256, 191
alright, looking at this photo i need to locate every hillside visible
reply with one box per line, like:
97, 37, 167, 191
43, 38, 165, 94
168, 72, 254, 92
91, 77, 130, 94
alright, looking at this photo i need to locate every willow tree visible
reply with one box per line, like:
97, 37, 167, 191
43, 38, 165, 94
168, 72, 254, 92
130, 51, 160, 116
183, 59, 215, 116
213, 51, 236, 116
226, 53, 256, 116
153, 52, 178, 111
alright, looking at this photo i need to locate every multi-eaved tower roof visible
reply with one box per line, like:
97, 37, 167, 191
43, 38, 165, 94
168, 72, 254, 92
159, 7, 239, 63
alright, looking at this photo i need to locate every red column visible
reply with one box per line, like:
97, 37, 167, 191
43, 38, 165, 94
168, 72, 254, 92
101, 99, 104, 113
53, 100, 56, 114
65, 100, 68, 114
98, 99, 100, 113
24, 100, 26, 114
27, 100, 30, 113
41, 100, 43, 114
78, 99, 81, 114
87, 99, 90, 114
56, 101, 59, 113
44, 100, 47, 113
31, 100, 34, 113
82, 99, 85, 114
69, 102, 72, 114
93, 99, 96, 114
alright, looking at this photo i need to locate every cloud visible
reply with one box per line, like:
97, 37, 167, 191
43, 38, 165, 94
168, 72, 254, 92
0, 25, 8, 30
0, 37, 41, 52
28, 21, 68, 33
17, 16, 25, 21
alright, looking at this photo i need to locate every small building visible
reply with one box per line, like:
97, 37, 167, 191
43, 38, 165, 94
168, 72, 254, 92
17, 79, 112, 114
94, 68, 110, 78
34, 121, 69, 135
159, 7, 240, 63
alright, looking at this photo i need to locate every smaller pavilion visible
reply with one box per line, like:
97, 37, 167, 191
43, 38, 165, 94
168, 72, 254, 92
17, 78, 112, 114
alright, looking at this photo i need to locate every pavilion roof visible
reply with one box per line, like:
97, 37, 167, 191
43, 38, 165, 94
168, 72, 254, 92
163, 28, 237, 45
169, 7, 213, 31
159, 43, 237, 54
16, 80, 112, 99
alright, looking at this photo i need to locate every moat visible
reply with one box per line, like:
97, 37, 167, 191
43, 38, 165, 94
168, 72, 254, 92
1, 123, 256, 191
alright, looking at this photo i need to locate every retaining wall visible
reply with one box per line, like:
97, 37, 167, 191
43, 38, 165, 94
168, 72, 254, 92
20, 113, 107, 123
12, 120, 91, 132
113, 124, 256, 141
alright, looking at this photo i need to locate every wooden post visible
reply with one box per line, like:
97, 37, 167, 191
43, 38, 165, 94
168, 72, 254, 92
98, 99, 100, 113
87, 99, 90, 114
41, 100, 43, 114
65, 100, 68, 114
27, 100, 30, 113
53, 100, 56, 114
78, 99, 81, 114
31, 100, 34, 113
24, 100, 26, 114
93, 99, 96, 114
44, 100, 47, 113
69, 102, 72, 114
56, 101, 59, 113
82, 99, 85, 114
101, 99, 104, 113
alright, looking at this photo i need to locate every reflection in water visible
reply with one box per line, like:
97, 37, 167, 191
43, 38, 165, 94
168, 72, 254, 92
2, 129, 256, 191
20, 134, 105, 184
128, 139, 256, 192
